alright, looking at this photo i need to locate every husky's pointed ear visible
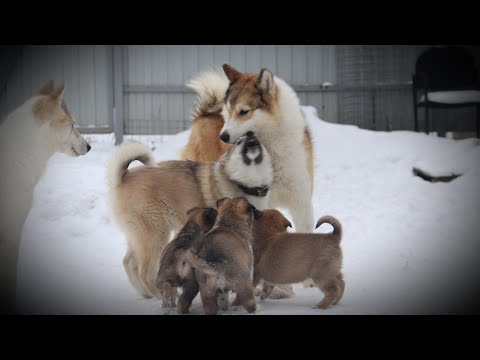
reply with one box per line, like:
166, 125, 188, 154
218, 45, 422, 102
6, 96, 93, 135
222, 64, 242, 83
256, 68, 275, 96
37, 80, 54, 95
216, 197, 230, 209
50, 82, 66, 102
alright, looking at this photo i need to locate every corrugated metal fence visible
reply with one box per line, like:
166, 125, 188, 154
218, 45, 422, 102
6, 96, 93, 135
121, 45, 338, 135
0, 45, 113, 132
1, 45, 478, 141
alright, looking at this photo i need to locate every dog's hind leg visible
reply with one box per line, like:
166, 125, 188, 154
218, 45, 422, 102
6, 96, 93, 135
123, 248, 152, 299
177, 278, 199, 314
136, 229, 171, 299
333, 273, 345, 305
314, 278, 339, 310
235, 283, 257, 313
289, 196, 315, 233
198, 282, 218, 315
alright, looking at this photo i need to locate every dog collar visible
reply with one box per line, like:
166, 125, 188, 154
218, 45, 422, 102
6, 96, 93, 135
233, 181, 269, 197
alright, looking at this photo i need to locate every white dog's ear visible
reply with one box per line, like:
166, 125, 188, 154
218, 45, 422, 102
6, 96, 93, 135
37, 80, 54, 95
50, 82, 66, 102
223, 64, 242, 83
256, 68, 275, 96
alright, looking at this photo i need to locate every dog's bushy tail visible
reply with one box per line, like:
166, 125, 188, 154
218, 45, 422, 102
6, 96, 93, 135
107, 142, 156, 188
315, 215, 342, 241
187, 69, 229, 118
185, 250, 218, 276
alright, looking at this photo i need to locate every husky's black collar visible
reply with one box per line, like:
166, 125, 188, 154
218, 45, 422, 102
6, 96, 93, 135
232, 180, 269, 197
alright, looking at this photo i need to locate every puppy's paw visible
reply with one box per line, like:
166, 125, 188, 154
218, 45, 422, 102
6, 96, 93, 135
303, 278, 315, 288
162, 307, 176, 315
267, 284, 294, 299
313, 304, 330, 310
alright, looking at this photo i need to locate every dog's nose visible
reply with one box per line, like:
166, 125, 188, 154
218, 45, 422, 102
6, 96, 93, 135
246, 131, 255, 137
86, 144, 91, 152
219, 132, 230, 143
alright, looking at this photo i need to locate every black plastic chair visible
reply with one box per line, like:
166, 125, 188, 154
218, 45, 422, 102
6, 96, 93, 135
412, 46, 480, 138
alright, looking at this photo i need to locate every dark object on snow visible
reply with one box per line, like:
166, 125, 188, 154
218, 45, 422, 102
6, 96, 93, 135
412, 167, 462, 183
412, 46, 480, 138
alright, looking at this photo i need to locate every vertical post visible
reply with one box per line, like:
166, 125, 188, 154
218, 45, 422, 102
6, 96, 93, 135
113, 45, 124, 145
371, 89, 376, 130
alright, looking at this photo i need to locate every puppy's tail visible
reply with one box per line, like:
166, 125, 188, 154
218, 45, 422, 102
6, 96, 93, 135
107, 142, 156, 188
185, 250, 218, 276
187, 69, 229, 118
315, 216, 342, 241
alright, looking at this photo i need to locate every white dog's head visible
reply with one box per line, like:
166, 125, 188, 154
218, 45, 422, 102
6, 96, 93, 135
33, 80, 91, 157
219, 64, 278, 144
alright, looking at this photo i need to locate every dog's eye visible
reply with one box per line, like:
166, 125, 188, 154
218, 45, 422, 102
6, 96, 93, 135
239, 109, 249, 116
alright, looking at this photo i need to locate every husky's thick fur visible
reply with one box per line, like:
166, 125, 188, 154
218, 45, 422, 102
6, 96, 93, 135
180, 71, 232, 162
107, 132, 273, 299
0, 81, 91, 313
182, 65, 314, 233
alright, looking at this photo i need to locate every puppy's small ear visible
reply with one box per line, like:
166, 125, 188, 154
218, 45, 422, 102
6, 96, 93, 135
37, 80, 54, 95
216, 197, 230, 208
222, 64, 242, 83
256, 68, 275, 96
204, 208, 218, 226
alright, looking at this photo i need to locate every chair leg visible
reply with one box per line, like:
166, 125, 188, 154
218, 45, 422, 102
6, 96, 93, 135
413, 86, 418, 132
425, 102, 430, 134
476, 105, 480, 139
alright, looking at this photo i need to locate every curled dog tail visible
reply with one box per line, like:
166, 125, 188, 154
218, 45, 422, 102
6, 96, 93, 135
187, 69, 229, 118
315, 215, 342, 241
185, 250, 218, 276
107, 142, 156, 188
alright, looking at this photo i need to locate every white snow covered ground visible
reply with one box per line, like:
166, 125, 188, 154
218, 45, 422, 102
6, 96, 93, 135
16, 106, 480, 314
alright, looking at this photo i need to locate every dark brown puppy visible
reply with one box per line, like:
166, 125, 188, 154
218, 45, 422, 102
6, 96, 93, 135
252, 210, 345, 309
156, 207, 217, 313
187, 197, 262, 315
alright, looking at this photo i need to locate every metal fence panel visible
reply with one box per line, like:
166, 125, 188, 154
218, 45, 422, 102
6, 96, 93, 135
0, 45, 112, 131
122, 45, 339, 134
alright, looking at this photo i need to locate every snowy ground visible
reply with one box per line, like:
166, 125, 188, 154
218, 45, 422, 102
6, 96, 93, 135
17, 106, 480, 314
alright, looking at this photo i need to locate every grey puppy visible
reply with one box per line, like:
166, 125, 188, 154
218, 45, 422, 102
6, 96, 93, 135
187, 197, 262, 315
156, 207, 217, 313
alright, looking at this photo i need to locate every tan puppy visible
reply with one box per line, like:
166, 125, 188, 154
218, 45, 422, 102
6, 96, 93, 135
252, 210, 345, 309
156, 207, 217, 312
187, 197, 262, 315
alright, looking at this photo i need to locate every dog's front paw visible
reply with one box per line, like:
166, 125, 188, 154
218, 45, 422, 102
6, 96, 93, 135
267, 284, 294, 299
303, 278, 315, 288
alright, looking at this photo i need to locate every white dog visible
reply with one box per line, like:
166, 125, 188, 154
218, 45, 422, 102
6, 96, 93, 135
0, 81, 91, 314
